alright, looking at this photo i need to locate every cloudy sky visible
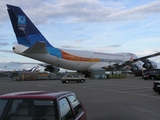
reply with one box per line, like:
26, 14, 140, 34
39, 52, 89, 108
0, 0, 160, 71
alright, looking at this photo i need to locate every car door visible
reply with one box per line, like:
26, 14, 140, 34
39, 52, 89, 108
73, 74, 80, 81
67, 95, 87, 120
58, 97, 74, 120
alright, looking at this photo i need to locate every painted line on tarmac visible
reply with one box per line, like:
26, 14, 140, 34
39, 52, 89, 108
132, 106, 160, 117
86, 82, 151, 89
40, 82, 160, 99
65, 84, 160, 99
38, 85, 50, 88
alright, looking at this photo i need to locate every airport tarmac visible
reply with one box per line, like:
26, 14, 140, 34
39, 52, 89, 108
0, 77, 160, 120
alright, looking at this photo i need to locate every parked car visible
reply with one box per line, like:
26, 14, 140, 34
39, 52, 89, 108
155, 71, 160, 79
61, 74, 85, 83
153, 81, 160, 94
0, 91, 87, 120
142, 70, 157, 80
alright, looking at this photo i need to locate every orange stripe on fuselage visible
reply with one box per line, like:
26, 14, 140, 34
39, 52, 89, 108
61, 50, 100, 62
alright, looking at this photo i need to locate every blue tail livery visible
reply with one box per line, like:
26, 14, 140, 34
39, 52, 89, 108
7, 4, 52, 47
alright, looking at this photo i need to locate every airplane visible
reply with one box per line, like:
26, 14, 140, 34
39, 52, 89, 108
6, 4, 160, 76
25, 65, 39, 72
13, 62, 60, 73
1, 65, 39, 77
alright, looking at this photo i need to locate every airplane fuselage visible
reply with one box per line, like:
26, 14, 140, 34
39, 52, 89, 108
13, 44, 137, 71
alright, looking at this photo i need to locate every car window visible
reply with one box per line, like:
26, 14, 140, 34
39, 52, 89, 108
59, 98, 74, 120
0, 100, 8, 117
10, 99, 22, 114
68, 95, 83, 117
73, 75, 78, 77
0, 99, 22, 118
67, 74, 72, 77
34, 100, 53, 106
0, 99, 55, 120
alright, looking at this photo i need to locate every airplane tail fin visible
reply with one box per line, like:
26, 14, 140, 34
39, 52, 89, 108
6, 4, 52, 47
27, 66, 39, 72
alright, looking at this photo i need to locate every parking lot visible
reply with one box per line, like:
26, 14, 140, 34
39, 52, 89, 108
0, 77, 160, 120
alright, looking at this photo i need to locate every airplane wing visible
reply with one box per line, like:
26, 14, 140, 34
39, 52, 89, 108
90, 52, 160, 70
120, 52, 160, 67
131, 52, 160, 63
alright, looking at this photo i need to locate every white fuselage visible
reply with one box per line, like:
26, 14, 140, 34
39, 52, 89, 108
13, 44, 137, 71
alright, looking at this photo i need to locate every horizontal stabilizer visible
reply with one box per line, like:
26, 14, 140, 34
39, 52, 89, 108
23, 42, 48, 53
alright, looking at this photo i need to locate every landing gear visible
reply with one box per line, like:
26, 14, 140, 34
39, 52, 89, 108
77, 71, 91, 77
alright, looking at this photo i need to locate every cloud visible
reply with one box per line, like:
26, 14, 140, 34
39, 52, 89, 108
0, 42, 9, 46
1, 0, 160, 25
0, 49, 13, 53
60, 45, 82, 49
107, 45, 121, 47
0, 61, 37, 71
106, 1, 160, 21
0, 35, 7, 40
74, 39, 85, 43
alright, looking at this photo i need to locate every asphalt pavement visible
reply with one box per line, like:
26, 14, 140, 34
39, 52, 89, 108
0, 77, 160, 120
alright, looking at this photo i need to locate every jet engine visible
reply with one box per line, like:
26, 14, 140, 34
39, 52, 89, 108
44, 65, 60, 74
142, 59, 157, 70
131, 64, 142, 72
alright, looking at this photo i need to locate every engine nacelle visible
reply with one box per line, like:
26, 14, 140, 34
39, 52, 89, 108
142, 59, 157, 70
44, 66, 60, 74
131, 64, 142, 72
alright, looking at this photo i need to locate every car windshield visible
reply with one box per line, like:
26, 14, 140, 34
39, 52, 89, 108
0, 99, 55, 120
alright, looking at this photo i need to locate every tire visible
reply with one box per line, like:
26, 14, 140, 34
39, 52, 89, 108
65, 80, 69, 83
80, 79, 84, 83
62, 81, 65, 83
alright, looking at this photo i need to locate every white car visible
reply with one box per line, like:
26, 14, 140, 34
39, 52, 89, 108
61, 74, 86, 83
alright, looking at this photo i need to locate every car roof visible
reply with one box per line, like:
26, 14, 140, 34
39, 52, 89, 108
154, 81, 160, 83
0, 91, 73, 99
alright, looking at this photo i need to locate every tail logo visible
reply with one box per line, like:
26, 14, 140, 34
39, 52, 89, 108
18, 15, 26, 30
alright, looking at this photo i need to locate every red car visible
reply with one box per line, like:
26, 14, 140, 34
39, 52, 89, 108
0, 91, 87, 120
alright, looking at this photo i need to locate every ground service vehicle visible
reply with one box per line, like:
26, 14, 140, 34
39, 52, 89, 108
0, 91, 87, 120
153, 81, 160, 94
155, 71, 160, 79
61, 74, 86, 83
142, 70, 157, 80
